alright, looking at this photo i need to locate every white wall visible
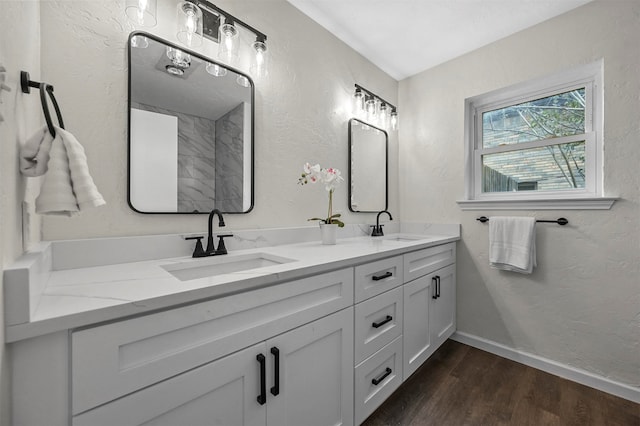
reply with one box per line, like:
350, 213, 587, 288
38, 0, 399, 240
0, 2, 42, 424
399, 1, 639, 387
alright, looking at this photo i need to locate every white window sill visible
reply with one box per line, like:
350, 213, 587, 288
456, 197, 617, 211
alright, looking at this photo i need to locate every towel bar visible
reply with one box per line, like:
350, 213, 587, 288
476, 216, 568, 225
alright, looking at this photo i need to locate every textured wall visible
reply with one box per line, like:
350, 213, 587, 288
399, 1, 639, 386
38, 0, 398, 239
0, 3, 42, 424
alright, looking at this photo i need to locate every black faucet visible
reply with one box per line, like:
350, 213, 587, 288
185, 209, 233, 257
371, 210, 393, 237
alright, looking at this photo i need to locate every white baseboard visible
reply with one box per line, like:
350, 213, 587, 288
451, 331, 640, 404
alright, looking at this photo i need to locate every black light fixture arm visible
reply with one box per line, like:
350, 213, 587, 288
355, 84, 397, 111
187, 0, 267, 42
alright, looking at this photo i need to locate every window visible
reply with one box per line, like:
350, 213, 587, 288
459, 61, 615, 210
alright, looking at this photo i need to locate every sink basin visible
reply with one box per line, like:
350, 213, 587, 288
162, 253, 296, 281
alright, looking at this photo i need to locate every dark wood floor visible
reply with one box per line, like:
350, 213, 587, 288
362, 340, 640, 426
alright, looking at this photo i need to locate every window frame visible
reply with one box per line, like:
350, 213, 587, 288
459, 61, 615, 210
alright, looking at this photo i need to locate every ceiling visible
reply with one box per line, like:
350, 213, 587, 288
287, 0, 593, 80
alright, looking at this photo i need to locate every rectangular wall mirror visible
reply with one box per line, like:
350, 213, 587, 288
128, 31, 254, 214
348, 118, 388, 212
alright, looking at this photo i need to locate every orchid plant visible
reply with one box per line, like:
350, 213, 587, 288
298, 162, 345, 227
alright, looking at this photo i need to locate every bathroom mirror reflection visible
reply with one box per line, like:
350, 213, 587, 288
128, 31, 254, 214
348, 118, 388, 212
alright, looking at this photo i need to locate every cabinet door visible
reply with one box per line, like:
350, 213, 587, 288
73, 343, 267, 426
431, 264, 456, 349
403, 274, 435, 380
266, 308, 354, 426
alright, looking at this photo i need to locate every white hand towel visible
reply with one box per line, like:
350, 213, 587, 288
489, 216, 536, 274
20, 126, 54, 177
35, 126, 105, 216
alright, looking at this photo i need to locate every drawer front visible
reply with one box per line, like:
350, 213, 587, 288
354, 336, 403, 425
71, 268, 353, 415
404, 242, 456, 282
355, 255, 404, 303
354, 287, 403, 364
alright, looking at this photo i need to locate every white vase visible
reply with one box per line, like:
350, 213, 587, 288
319, 223, 338, 245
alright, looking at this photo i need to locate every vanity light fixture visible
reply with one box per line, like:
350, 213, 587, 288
125, 0, 157, 27
353, 84, 399, 132
127, 0, 268, 78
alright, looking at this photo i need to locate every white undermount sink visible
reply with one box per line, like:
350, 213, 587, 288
162, 252, 296, 281
382, 234, 433, 242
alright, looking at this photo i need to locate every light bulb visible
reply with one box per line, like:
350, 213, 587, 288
218, 22, 239, 64
206, 62, 227, 77
353, 88, 364, 116
378, 103, 389, 129
250, 39, 268, 79
176, 1, 203, 47
125, 0, 157, 27
366, 98, 376, 123
390, 110, 399, 131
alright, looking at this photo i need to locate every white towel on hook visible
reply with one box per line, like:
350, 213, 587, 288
20, 126, 54, 177
35, 126, 106, 216
489, 216, 536, 274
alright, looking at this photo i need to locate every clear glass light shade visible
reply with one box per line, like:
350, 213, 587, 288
236, 75, 251, 88
130, 35, 149, 48
125, 0, 157, 27
353, 89, 364, 115
390, 110, 399, 131
166, 47, 191, 68
366, 98, 376, 123
378, 103, 389, 129
250, 40, 268, 79
206, 62, 227, 77
176, 1, 203, 47
218, 23, 239, 64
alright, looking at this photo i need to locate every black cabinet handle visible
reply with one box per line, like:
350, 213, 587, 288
371, 367, 392, 386
257, 354, 266, 405
432, 276, 438, 299
436, 276, 441, 299
372, 315, 393, 329
372, 271, 392, 281
270, 347, 280, 396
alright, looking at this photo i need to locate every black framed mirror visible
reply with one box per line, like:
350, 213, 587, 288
127, 31, 254, 214
348, 118, 388, 212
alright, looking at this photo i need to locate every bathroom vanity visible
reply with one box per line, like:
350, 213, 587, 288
5, 225, 458, 426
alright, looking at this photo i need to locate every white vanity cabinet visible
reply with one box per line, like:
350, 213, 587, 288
403, 243, 456, 380
71, 268, 355, 426
74, 308, 354, 426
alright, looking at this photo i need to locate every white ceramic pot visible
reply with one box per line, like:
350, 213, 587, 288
319, 223, 338, 245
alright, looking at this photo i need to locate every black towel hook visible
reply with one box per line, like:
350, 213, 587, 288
21, 71, 64, 138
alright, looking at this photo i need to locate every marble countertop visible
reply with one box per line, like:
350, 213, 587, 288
4, 225, 459, 343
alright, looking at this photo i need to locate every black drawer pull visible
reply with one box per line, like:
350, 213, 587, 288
257, 354, 266, 405
372, 315, 393, 329
372, 271, 392, 281
372, 367, 392, 386
270, 347, 280, 396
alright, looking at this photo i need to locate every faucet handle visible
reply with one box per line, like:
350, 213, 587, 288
215, 234, 234, 255
371, 225, 384, 237
185, 236, 207, 258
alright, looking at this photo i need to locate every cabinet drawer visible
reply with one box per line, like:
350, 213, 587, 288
355, 255, 404, 303
71, 268, 353, 415
354, 287, 403, 364
354, 336, 403, 425
404, 242, 455, 282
